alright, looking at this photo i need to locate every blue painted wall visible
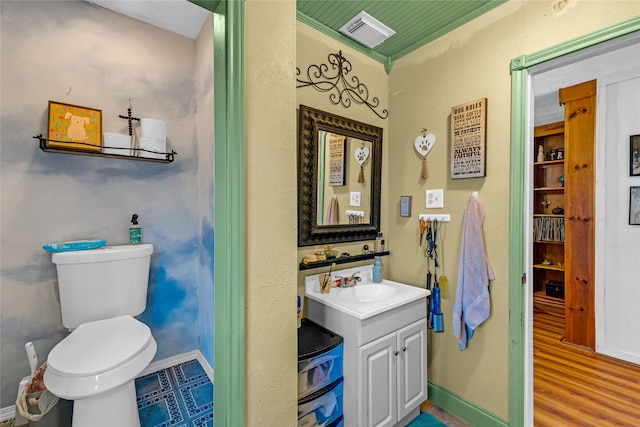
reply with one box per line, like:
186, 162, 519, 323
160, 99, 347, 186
0, 1, 214, 408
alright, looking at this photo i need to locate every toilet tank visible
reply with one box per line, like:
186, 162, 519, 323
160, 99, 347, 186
52, 244, 154, 329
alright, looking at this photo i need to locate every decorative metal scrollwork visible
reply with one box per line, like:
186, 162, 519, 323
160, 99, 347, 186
296, 51, 389, 120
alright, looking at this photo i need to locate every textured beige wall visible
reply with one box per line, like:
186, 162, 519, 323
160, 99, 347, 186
244, 0, 298, 425
387, 0, 639, 420
296, 22, 390, 290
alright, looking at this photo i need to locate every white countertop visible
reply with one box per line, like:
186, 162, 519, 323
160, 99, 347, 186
304, 265, 430, 320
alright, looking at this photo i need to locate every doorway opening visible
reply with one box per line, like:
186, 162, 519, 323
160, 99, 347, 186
509, 21, 640, 426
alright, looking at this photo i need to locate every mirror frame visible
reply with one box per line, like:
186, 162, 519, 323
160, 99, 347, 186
298, 105, 383, 247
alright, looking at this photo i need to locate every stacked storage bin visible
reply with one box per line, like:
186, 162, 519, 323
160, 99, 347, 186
298, 318, 344, 427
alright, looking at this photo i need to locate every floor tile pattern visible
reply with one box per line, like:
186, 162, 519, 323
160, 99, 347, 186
135, 359, 214, 427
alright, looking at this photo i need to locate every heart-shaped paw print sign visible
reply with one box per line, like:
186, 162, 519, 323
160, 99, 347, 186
355, 146, 370, 165
414, 134, 436, 157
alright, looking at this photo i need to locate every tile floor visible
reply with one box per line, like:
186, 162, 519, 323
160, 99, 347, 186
135, 359, 214, 427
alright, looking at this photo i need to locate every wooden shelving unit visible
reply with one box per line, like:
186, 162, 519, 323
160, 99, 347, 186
532, 122, 565, 309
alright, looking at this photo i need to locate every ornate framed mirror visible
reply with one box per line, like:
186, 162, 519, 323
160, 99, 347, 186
298, 105, 382, 246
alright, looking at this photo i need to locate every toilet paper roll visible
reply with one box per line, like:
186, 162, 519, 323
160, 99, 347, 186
102, 133, 131, 156
140, 118, 166, 141
139, 136, 167, 160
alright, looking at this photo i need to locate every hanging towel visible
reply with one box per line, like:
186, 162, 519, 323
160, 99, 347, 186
324, 195, 338, 225
452, 195, 495, 350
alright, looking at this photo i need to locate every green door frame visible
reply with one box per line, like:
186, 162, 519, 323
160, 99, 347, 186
191, 0, 245, 425
508, 16, 640, 426
213, 2, 245, 426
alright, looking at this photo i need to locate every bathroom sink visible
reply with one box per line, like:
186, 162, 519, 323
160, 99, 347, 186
304, 266, 430, 320
336, 283, 397, 303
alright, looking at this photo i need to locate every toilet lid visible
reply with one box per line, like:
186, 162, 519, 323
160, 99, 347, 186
48, 315, 152, 376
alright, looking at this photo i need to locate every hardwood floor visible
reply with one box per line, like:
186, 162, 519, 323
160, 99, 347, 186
534, 297, 640, 426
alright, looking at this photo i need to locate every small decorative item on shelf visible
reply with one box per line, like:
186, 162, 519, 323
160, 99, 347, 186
537, 145, 545, 162
552, 206, 564, 215
302, 254, 317, 265
324, 245, 338, 259
559, 175, 564, 187
541, 200, 551, 212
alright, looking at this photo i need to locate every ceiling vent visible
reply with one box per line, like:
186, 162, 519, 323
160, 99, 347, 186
339, 11, 396, 49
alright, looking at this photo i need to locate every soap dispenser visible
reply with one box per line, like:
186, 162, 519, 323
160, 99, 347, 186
129, 214, 141, 244
373, 256, 382, 283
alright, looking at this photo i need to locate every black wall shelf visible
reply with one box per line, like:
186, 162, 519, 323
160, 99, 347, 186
34, 135, 176, 163
299, 251, 389, 270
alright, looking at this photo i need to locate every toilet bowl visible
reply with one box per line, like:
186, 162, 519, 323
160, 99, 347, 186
44, 315, 157, 427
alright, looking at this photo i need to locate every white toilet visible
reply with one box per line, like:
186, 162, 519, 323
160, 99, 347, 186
44, 244, 157, 427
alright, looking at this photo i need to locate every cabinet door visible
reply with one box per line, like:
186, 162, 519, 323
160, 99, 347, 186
397, 319, 427, 421
358, 333, 397, 427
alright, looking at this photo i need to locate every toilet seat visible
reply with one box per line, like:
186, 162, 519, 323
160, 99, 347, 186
44, 315, 157, 400
48, 315, 152, 376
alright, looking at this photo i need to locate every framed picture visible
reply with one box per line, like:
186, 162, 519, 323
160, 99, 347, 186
630, 134, 640, 176
450, 98, 487, 179
400, 196, 412, 217
47, 101, 102, 152
630, 186, 640, 225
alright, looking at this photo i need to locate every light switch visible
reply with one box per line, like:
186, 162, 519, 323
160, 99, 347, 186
350, 192, 361, 207
426, 189, 444, 208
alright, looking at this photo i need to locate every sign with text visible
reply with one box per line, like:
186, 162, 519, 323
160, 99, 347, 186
328, 133, 346, 186
451, 98, 487, 179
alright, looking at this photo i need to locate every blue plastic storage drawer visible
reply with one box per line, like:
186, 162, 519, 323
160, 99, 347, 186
298, 319, 343, 399
298, 341, 343, 398
297, 379, 343, 427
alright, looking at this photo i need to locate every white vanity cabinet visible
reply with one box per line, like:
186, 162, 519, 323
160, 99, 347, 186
358, 318, 427, 427
306, 269, 429, 427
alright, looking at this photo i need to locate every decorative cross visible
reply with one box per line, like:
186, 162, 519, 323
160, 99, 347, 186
118, 102, 140, 136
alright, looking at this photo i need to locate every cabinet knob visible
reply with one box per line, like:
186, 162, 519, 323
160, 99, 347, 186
402, 347, 407, 352
394, 351, 399, 356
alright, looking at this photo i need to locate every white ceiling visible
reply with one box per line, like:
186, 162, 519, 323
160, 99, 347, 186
87, 0, 210, 40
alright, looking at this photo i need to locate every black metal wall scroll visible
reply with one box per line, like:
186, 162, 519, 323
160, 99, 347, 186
296, 51, 388, 120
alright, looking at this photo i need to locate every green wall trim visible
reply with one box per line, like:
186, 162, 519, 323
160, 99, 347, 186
210, 0, 245, 425
508, 16, 640, 427
508, 63, 527, 427
296, 11, 392, 72
516, 15, 640, 70
428, 382, 508, 427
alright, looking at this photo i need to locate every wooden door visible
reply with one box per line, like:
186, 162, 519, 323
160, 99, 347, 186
559, 79, 596, 349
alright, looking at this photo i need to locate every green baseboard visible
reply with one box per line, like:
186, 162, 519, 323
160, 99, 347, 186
427, 381, 508, 427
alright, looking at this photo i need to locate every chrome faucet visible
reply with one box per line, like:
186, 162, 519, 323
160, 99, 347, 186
342, 272, 361, 287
